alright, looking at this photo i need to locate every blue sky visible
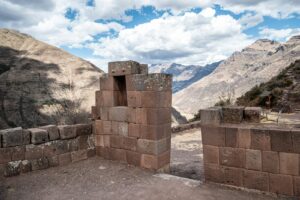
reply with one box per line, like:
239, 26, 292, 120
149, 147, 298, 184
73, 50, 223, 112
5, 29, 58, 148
1, 0, 300, 71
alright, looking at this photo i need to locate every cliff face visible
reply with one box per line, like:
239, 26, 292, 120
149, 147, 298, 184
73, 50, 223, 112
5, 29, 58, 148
173, 36, 300, 118
0, 29, 104, 129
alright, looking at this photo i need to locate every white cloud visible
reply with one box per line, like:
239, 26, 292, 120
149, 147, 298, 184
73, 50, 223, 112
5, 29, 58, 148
259, 28, 300, 41
238, 13, 264, 29
216, 0, 300, 18
87, 10, 254, 66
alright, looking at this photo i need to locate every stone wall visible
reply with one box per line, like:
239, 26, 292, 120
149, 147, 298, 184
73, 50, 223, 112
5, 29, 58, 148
201, 106, 300, 197
92, 61, 172, 172
0, 124, 95, 177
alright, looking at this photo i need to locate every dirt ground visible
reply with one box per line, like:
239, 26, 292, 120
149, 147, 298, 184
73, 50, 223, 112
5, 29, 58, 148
0, 129, 291, 200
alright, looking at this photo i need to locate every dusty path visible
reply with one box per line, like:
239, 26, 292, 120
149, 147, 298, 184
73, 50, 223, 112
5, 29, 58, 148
170, 128, 203, 180
0, 157, 284, 200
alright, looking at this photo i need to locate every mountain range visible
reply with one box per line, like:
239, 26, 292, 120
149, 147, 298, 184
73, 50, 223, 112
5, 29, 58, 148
173, 36, 300, 118
149, 62, 221, 93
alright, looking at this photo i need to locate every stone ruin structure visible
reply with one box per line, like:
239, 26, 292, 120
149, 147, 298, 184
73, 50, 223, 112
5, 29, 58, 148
201, 106, 300, 197
92, 61, 172, 172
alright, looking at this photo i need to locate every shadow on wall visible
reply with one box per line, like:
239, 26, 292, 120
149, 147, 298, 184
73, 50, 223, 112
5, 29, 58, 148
0, 46, 90, 129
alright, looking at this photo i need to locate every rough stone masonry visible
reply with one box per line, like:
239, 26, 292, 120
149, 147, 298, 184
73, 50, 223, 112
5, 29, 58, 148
92, 61, 172, 172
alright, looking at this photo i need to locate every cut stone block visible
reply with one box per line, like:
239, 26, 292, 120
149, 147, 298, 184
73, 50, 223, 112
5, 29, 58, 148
75, 124, 92, 136
292, 128, 300, 153
48, 156, 59, 167
219, 147, 245, 168
244, 107, 261, 123
11, 146, 25, 161
122, 137, 137, 151
126, 150, 141, 166
245, 149, 262, 171
270, 128, 293, 152
237, 127, 251, 149
223, 167, 243, 187
203, 145, 219, 164
4, 161, 21, 177
101, 91, 114, 107
279, 152, 299, 175
222, 106, 244, 124
126, 74, 172, 91
31, 157, 49, 171
204, 163, 224, 183
140, 123, 171, 140
20, 160, 32, 173
243, 170, 269, 192
262, 151, 279, 174
225, 127, 238, 147
110, 148, 127, 162
0, 148, 12, 164
58, 153, 72, 166
58, 125, 76, 139
294, 176, 300, 197
137, 138, 170, 155
25, 144, 43, 160
28, 128, 49, 144
100, 107, 110, 120
250, 128, 271, 151
108, 61, 146, 76
100, 75, 114, 91
112, 121, 128, 136
0, 127, 29, 147
200, 107, 222, 125
109, 107, 129, 122
39, 125, 60, 140
269, 174, 293, 196
128, 123, 140, 138
201, 126, 225, 147
141, 151, 170, 170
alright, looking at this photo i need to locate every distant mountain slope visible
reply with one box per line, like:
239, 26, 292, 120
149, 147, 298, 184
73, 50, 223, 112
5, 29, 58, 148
149, 61, 221, 93
0, 29, 104, 129
173, 36, 300, 118
237, 60, 300, 112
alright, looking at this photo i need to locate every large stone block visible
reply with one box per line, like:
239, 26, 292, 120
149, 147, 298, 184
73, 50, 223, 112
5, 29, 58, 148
100, 107, 110, 120
223, 167, 243, 187
112, 121, 128, 136
219, 147, 245, 168
279, 152, 299, 175
28, 128, 49, 144
244, 107, 261, 123
225, 127, 238, 147
43, 140, 69, 157
270, 128, 293, 152
0, 148, 12, 164
126, 74, 172, 91
31, 157, 49, 171
222, 106, 244, 124
250, 128, 271, 151
48, 156, 59, 167
141, 151, 170, 170
95, 90, 101, 107
11, 146, 25, 161
140, 124, 171, 140
204, 163, 224, 183
137, 137, 170, 155
269, 174, 293, 196
201, 126, 225, 147
294, 176, 300, 197
108, 61, 146, 76
101, 91, 114, 107
75, 124, 92, 136
123, 137, 137, 151
127, 91, 142, 108
109, 107, 129, 122
262, 151, 279, 174
144, 108, 171, 125
110, 135, 123, 149
139, 91, 172, 108
243, 170, 269, 192
200, 107, 222, 125
237, 127, 251, 149
58, 125, 76, 139
245, 149, 262, 171
128, 123, 140, 138
4, 161, 21, 177
0, 127, 29, 147
292, 128, 300, 153
203, 145, 219, 164
25, 144, 43, 160
100, 75, 114, 91
58, 152, 72, 166
39, 125, 60, 140
20, 160, 32, 173
95, 135, 110, 147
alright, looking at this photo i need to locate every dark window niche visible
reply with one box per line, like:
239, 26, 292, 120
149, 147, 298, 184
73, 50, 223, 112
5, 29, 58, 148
113, 76, 127, 106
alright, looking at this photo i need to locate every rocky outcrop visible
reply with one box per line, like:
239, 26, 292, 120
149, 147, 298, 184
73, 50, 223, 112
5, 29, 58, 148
0, 29, 104, 129
173, 36, 300, 118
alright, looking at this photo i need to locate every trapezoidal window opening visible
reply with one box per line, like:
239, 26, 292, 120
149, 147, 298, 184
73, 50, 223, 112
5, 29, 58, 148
113, 75, 128, 106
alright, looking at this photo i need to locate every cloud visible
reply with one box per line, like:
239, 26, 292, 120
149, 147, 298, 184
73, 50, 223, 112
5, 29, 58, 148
216, 0, 300, 18
238, 13, 264, 29
259, 28, 300, 41
87, 9, 254, 66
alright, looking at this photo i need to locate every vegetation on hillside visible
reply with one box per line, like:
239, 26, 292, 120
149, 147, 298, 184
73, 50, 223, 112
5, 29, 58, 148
236, 60, 300, 112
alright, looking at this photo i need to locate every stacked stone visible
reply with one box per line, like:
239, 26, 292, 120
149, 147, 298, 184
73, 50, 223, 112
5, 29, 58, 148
201, 106, 300, 197
0, 124, 95, 177
93, 61, 172, 172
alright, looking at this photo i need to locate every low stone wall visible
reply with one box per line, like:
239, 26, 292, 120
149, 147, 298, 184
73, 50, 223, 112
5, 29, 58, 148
171, 121, 201, 133
201, 106, 300, 197
0, 124, 95, 177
